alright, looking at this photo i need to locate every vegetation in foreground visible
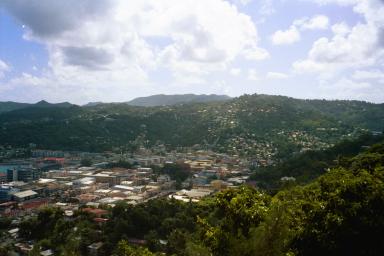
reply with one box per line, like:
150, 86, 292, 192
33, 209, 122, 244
0, 142, 383, 255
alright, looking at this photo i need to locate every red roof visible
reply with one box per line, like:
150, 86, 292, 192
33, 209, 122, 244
20, 199, 49, 210
82, 208, 108, 217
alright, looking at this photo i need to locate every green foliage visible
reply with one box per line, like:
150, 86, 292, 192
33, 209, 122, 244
251, 133, 384, 190
0, 94, 383, 158
80, 158, 92, 167
114, 240, 154, 256
197, 186, 271, 255
127, 94, 230, 107
160, 163, 190, 185
271, 146, 384, 256
0, 217, 11, 230
247, 202, 294, 256
0, 246, 10, 256
293, 168, 384, 255
13, 142, 384, 256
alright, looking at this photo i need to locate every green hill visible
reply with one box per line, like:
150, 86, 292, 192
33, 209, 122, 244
126, 94, 231, 106
0, 94, 383, 160
0, 101, 30, 113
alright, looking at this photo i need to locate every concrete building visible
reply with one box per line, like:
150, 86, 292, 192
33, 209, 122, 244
88, 242, 103, 256
12, 190, 38, 202
7, 167, 41, 182
0, 185, 19, 202
0, 173, 6, 183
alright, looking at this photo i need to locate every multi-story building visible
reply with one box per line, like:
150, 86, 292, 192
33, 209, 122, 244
7, 167, 41, 182
0, 185, 19, 202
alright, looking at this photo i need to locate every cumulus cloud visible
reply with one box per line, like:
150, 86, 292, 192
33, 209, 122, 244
294, 0, 384, 74
317, 77, 384, 102
0, 60, 10, 78
242, 47, 270, 60
237, 0, 253, 5
294, 15, 329, 30
310, 0, 359, 5
230, 68, 241, 76
61, 46, 114, 69
352, 70, 384, 81
271, 26, 301, 45
266, 72, 289, 79
331, 22, 351, 36
1, 0, 112, 39
271, 14, 329, 45
1, 0, 268, 103
248, 69, 260, 80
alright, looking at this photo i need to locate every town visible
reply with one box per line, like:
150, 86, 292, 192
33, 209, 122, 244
0, 147, 253, 255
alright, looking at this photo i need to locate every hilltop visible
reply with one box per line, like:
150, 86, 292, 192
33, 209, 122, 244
126, 94, 231, 107
0, 94, 382, 160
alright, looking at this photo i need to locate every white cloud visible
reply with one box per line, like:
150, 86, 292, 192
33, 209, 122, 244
266, 72, 289, 79
248, 69, 260, 80
329, 77, 371, 90
0, 60, 10, 79
331, 22, 351, 36
294, 0, 384, 75
237, 0, 253, 5
271, 14, 329, 45
242, 47, 270, 60
1, 0, 268, 103
317, 77, 384, 102
293, 59, 329, 74
310, 0, 359, 6
294, 15, 330, 30
352, 70, 384, 81
230, 68, 241, 76
293, 23, 379, 73
271, 26, 301, 45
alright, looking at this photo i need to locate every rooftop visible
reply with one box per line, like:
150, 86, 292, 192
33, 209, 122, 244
13, 190, 37, 198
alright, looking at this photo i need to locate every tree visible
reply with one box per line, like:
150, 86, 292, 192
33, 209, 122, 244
80, 158, 92, 167
113, 240, 154, 256
198, 186, 271, 255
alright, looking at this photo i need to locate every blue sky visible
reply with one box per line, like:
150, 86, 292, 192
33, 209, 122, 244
0, 0, 383, 104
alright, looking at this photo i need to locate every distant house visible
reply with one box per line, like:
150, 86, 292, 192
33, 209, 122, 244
0, 185, 19, 202
12, 190, 38, 202
8, 227, 19, 238
157, 174, 171, 183
0, 173, 6, 183
88, 242, 103, 256
280, 176, 296, 182
82, 208, 108, 217
40, 249, 54, 256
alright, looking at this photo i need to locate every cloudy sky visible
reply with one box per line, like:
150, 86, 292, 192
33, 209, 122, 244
0, 0, 383, 104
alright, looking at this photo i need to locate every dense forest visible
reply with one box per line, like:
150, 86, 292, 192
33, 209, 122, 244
1, 141, 383, 255
251, 133, 384, 190
0, 94, 383, 159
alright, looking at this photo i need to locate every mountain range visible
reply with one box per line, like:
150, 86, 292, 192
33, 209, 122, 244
0, 94, 383, 159
125, 94, 231, 106
0, 94, 231, 113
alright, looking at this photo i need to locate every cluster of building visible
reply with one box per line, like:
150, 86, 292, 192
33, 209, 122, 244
0, 149, 251, 217
0, 148, 253, 255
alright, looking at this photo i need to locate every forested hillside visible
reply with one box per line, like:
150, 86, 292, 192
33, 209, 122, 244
126, 94, 231, 106
0, 94, 383, 159
251, 133, 384, 190
0, 101, 30, 113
